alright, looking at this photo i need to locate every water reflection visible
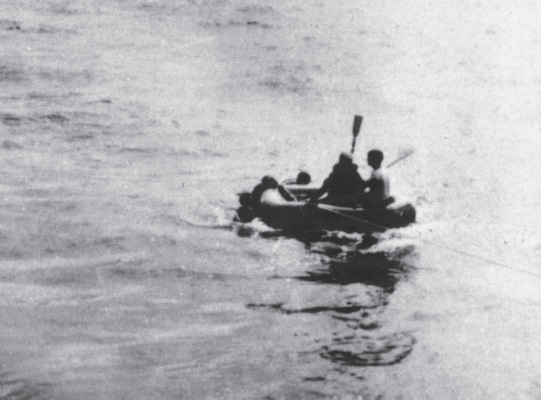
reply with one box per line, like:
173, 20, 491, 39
261, 229, 411, 291
320, 332, 415, 367
240, 226, 417, 370
298, 251, 405, 292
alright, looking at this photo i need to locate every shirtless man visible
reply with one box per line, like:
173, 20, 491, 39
361, 149, 394, 207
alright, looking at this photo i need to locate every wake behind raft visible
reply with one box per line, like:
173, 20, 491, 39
235, 173, 416, 234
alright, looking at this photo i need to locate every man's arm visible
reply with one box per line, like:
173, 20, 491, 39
309, 175, 332, 202
365, 176, 384, 198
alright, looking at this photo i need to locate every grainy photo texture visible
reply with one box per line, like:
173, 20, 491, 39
0, 0, 540, 399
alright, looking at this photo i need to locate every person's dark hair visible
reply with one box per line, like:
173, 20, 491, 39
239, 192, 253, 207
296, 171, 311, 185
338, 152, 353, 165
262, 175, 278, 189
367, 149, 384, 165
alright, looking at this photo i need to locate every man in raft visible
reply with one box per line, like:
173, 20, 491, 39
252, 176, 296, 205
309, 152, 364, 207
361, 149, 394, 208
310, 150, 394, 208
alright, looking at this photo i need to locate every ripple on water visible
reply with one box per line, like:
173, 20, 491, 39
321, 331, 416, 367
1, 140, 23, 150
1, 113, 23, 126
0, 19, 21, 31
0, 371, 52, 399
246, 283, 385, 315
236, 5, 276, 14
45, 113, 69, 123
105, 263, 240, 284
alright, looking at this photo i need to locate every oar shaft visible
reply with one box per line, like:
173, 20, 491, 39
387, 151, 414, 168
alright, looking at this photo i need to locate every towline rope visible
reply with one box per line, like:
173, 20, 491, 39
319, 206, 541, 280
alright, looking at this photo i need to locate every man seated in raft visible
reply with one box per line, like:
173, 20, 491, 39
359, 149, 394, 208
252, 176, 296, 206
309, 152, 365, 207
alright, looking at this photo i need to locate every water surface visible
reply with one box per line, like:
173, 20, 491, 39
1, 0, 540, 398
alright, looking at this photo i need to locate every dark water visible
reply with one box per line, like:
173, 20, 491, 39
1, 0, 541, 398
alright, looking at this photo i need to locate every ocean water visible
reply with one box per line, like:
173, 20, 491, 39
1, 0, 540, 398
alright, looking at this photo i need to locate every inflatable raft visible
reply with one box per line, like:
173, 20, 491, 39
236, 180, 416, 234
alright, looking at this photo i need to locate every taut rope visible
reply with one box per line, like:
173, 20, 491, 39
317, 206, 541, 279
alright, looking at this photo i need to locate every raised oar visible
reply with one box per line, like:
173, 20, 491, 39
351, 115, 363, 154
387, 148, 414, 168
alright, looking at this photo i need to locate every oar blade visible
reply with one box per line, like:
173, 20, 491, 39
351, 115, 363, 154
352, 115, 363, 137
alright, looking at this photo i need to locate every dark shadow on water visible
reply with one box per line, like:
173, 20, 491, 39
257, 228, 413, 293
298, 252, 407, 292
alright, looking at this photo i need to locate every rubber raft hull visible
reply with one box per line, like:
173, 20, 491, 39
257, 202, 416, 233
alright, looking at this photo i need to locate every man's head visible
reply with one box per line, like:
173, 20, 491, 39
338, 152, 353, 165
367, 149, 384, 169
296, 171, 311, 185
261, 175, 278, 188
